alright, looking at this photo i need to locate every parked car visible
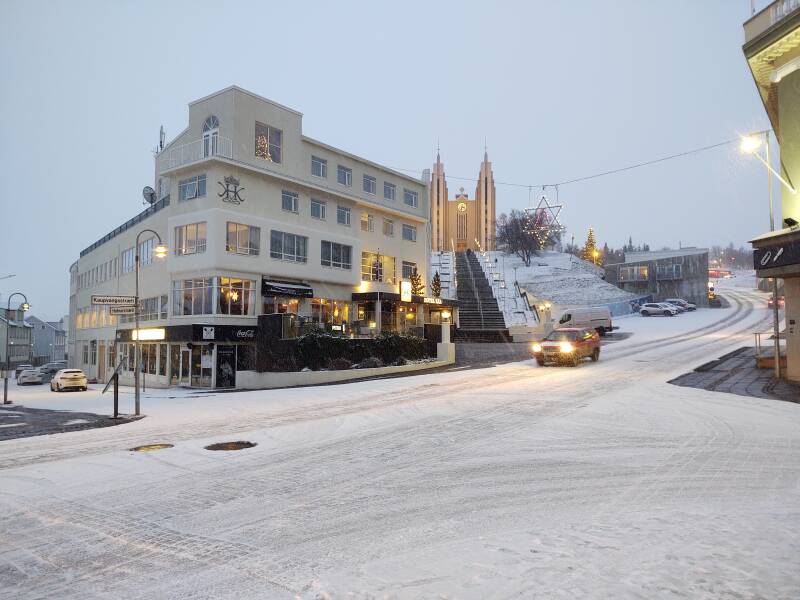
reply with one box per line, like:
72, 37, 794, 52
662, 301, 687, 313
17, 368, 44, 385
640, 303, 678, 317
664, 298, 696, 311
556, 307, 613, 335
50, 369, 88, 392
14, 364, 34, 378
767, 296, 785, 309
40, 361, 67, 375
531, 328, 600, 366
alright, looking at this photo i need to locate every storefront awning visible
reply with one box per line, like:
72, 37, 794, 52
261, 278, 314, 298
750, 226, 800, 277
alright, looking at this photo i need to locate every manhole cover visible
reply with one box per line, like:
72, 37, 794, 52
204, 441, 257, 451
130, 443, 174, 452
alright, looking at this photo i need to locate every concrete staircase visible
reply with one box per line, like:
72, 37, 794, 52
454, 251, 512, 343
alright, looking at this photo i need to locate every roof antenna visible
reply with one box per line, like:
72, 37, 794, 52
159, 125, 165, 151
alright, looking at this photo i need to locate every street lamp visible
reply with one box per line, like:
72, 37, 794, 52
134, 229, 167, 416
4, 292, 30, 404
741, 130, 795, 379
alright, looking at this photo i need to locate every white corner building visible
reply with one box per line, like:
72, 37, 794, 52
68, 86, 451, 388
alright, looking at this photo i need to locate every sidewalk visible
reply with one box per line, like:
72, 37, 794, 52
669, 347, 800, 403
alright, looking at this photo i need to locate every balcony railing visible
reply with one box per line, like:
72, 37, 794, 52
745, 0, 800, 44
159, 136, 233, 171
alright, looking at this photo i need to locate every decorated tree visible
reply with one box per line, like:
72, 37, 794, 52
410, 267, 425, 296
430, 271, 442, 297
581, 227, 601, 265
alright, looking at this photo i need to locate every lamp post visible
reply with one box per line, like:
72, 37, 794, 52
133, 229, 167, 416
4, 293, 30, 404
741, 131, 797, 379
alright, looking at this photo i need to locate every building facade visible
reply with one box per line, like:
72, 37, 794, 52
68, 86, 451, 389
744, 0, 800, 383
25, 315, 67, 364
0, 307, 33, 369
604, 248, 709, 307
430, 151, 496, 252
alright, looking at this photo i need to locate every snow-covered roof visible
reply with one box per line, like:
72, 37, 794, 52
621, 247, 708, 263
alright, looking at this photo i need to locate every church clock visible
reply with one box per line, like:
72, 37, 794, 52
457, 202, 467, 213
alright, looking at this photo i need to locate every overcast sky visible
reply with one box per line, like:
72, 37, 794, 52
0, 0, 776, 319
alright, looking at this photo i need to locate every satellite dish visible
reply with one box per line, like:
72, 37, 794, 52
142, 186, 156, 205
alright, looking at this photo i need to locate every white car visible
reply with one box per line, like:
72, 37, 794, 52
640, 303, 678, 317
17, 368, 44, 385
50, 369, 88, 392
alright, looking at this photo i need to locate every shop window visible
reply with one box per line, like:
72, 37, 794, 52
218, 277, 255, 315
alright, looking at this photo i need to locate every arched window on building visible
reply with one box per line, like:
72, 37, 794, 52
202, 115, 219, 157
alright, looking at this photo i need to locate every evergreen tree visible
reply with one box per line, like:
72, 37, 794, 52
581, 227, 601, 265
410, 267, 425, 296
430, 271, 442, 298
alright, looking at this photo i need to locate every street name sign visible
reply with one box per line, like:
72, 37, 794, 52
92, 295, 136, 306
110, 306, 136, 315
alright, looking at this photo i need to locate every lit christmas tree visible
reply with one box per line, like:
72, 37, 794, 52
410, 267, 425, 296
430, 271, 442, 297
581, 227, 601, 265
255, 135, 272, 161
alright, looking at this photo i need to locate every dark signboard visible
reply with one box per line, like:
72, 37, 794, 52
753, 238, 800, 271
216, 345, 236, 388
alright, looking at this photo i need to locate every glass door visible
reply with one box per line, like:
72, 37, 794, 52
180, 349, 190, 385
191, 345, 212, 387
203, 129, 218, 157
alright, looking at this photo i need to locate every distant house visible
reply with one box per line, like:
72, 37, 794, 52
26, 315, 67, 364
604, 248, 709, 307
0, 307, 34, 368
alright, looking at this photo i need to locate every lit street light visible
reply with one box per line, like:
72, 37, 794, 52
133, 229, 167, 416
3, 292, 30, 404
741, 130, 792, 379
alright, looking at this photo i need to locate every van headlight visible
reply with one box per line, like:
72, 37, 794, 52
559, 342, 574, 353
532, 343, 542, 353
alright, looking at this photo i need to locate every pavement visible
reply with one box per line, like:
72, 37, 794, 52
0, 403, 138, 441
669, 346, 800, 403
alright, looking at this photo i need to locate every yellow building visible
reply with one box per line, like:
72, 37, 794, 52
430, 151, 496, 252
744, 1, 800, 383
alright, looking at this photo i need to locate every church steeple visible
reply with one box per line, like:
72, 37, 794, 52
430, 147, 449, 252
475, 148, 496, 250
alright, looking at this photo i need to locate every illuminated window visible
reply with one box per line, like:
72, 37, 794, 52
255, 122, 282, 163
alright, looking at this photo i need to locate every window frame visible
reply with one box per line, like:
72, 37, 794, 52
254, 121, 282, 164
281, 190, 300, 214
226, 222, 261, 256
270, 230, 309, 263
363, 174, 377, 195
337, 165, 353, 187
383, 219, 394, 237
337, 205, 351, 226
174, 222, 207, 256
402, 224, 417, 242
321, 240, 353, 270
178, 174, 207, 202
384, 182, 396, 201
310, 198, 327, 220
311, 156, 328, 178
403, 188, 418, 208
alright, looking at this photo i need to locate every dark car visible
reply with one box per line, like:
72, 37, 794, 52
531, 328, 600, 367
14, 364, 34, 378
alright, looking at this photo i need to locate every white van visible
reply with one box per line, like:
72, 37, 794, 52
556, 307, 613, 335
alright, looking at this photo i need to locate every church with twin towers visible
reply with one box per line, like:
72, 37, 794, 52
429, 150, 497, 253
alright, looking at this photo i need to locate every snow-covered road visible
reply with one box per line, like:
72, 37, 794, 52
2, 288, 799, 599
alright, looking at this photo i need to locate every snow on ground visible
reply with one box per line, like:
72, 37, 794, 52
2, 287, 799, 599
478, 250, 638, 321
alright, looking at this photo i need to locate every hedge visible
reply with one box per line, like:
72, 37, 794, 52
256, 331, 428, 372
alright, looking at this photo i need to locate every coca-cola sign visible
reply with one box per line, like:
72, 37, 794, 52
236, 329, 255, 338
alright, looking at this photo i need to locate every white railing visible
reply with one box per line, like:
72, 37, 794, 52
159, 136, 233, 170
774, 0, 800, 22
